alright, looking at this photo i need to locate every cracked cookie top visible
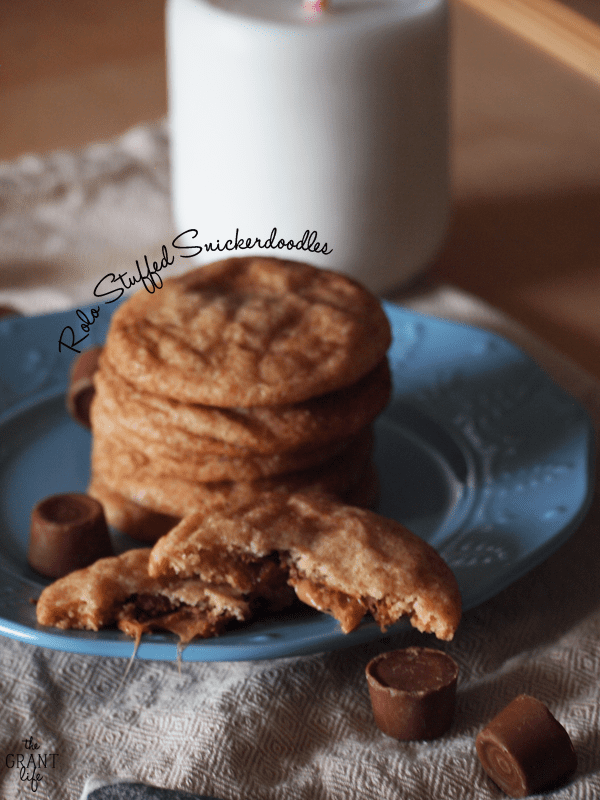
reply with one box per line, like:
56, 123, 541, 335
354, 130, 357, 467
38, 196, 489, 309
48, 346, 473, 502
102, 257, 392, 407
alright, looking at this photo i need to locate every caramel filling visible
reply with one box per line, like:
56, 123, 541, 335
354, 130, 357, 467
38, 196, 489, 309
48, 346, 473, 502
224, 553, 371, 633
290, 577, 366, 633
153, 550, 377, 637
249, 558, 296, 611
117, 593, 230, 644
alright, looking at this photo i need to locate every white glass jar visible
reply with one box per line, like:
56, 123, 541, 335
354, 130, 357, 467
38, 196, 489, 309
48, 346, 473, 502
167, 0, 449, 294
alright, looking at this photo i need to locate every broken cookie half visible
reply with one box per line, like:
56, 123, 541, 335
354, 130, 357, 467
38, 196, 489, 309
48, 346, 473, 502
149, 491, 462, 641
36, 548, 250, 645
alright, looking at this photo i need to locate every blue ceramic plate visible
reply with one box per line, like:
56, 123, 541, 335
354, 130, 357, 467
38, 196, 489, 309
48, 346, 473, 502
0, 302, 594, 660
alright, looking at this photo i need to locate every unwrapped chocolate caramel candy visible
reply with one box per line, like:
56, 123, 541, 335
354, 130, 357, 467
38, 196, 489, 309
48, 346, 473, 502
67, 345, 102, 428
365, 647, 458, 740
28, 493, 114, 578
476, 694, 577, 797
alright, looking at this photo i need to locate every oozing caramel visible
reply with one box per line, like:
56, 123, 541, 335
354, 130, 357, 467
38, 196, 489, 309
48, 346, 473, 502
117, 595, 226, 644
290, 577, 366, 633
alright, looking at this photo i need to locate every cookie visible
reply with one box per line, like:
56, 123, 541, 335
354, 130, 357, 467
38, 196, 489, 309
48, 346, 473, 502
88, 453, 377, 544
87, 461, 378, 542
36, 548, 250, 644
90, 422, 355, 484
148, 491, 462, 640
90, 427, 374, 519
92, 354, 391, 456
87, 477, 180, 543
102, 257, 392, 407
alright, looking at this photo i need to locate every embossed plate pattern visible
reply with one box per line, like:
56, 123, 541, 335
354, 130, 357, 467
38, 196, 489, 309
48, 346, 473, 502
0, 302, 594, 660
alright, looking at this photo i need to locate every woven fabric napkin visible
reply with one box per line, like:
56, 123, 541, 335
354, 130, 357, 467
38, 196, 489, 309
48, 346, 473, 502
1, 123, 599, 800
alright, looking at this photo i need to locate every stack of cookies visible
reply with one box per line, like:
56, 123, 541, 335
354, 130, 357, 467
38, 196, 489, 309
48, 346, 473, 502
88, 257, 392, 542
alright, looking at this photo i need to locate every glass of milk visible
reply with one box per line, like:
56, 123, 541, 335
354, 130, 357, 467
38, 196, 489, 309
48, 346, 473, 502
167, 0, 449, 294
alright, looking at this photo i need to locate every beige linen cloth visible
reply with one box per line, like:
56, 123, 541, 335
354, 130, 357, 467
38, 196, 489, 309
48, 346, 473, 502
1, 122, 599, 800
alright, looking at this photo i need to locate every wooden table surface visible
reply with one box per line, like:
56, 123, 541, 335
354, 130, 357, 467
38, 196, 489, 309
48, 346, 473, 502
2, 0, 599, 379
